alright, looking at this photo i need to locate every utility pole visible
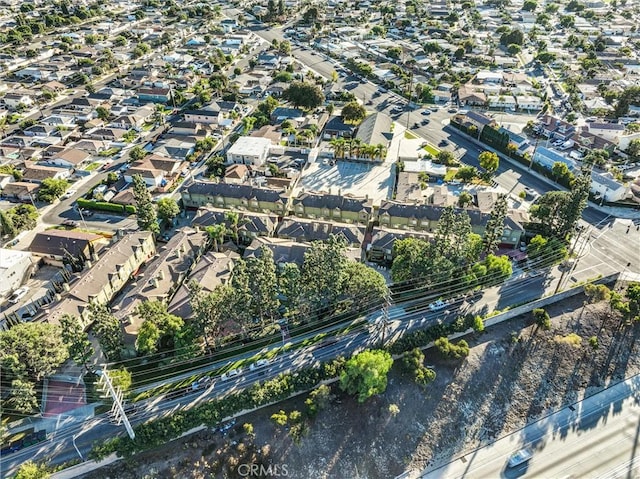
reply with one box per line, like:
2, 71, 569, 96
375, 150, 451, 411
379, 289, 392, 346
97, 369, 135, 440
554, 225, 588, 294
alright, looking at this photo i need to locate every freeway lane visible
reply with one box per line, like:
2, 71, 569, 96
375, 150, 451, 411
420, 374, 640, 479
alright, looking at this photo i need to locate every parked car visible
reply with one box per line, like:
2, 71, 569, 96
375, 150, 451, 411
421, 110, 431, 116
80, 209, 94, 217
8, 286, 29, 304
62, 219, 79, 227
101, 160, 113, 170
221, 368, 242, 381
62, 189, 76, 199
508, 448, 533, 468
249, 359, 270, 371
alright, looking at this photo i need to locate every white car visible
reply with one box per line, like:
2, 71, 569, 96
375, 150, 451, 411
63, 189, 76, 199
249, 359, 270, 371
8, 286, 29, 304
508, 448, 533, 468
221, 368, 242, 381
428, 300, 447, 311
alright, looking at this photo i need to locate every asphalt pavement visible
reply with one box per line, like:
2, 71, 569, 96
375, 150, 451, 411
419, 373, 640, 479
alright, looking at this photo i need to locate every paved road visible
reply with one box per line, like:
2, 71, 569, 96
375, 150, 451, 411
0, 271, 582, 477
419, 374, 640, 479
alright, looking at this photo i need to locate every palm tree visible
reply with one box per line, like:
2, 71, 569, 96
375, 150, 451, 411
224, 210, 242, 244
374, 143, 387, 161
329, 137, 346, 159
205, 224, 226, 252
153, 104, 166, 125
350, 138, 363, 158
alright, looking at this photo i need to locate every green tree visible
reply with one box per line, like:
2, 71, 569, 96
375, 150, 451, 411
189, 283, 235, 350
205, 223, 226, 252
523, 0, 537, 10
584, 283, 611, 303
60, 314, 94, 372
627, 283, 640, 322
205, 155, 226, 177
37, 178, 69, 202
338, 262, 388, 313
132, 174, 159, 234
0, 323, 68, 382
500, 28, 524, 46
283, 81, 325, 110
527, 234, 567, 266
156, 197, 180, 225
455, 165, 479, 182
246, 246, 280, 322
341, 101, 367, 123
533, 308, 551, 329
339, 349, 393, 403
7, 204, 38, 232
105, 172, 119, 186
436, 150, 458, 166
299, 235, 348, 314
129, 145, 146, 162
458, 191, 473, 208
88, 303, 123, 361
478, 151, 499, 175
95, 106, 110, 121
13, 461, 51, 479
551, 161, 573, 182
626, 138, 640, 159
8, 378, 38, 414
278, 262, 301, 312
108, 368, 132, 393
0, 209, 17, 237
134, 301, 184, 355
434, 337, 469, 359
483, 195, 508, 254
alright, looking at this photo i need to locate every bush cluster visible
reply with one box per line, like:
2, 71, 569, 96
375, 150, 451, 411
434, 337, 470, 359
90, 358, 346, 460
77, 198, 126, 213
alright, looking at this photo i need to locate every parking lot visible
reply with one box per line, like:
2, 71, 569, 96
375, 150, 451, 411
294, 156, 394, 206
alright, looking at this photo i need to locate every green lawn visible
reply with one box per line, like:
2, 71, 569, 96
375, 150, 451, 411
404, 131, 418, 139
85, 162, 100, 171
444, 169, 457, 181
422, 143, 440, 156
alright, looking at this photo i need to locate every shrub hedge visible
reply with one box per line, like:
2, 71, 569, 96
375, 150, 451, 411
77, 198, 126, 213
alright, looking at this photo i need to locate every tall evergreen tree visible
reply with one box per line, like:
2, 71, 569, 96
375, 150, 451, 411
132, 174, 159, 234
300, 235, 348, 314
246, 246, 280, 322
560, 166, 591, 239
60, 314, 94, 372
483, 195, 508, 255
88, 303, 123, 361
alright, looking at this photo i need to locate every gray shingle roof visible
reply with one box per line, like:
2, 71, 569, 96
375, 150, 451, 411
293, 191, 373, 213
186, 181, 288, 204
355, 112, 393, 146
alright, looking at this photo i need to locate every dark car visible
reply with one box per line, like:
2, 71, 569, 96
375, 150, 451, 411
62, 219, 79, 227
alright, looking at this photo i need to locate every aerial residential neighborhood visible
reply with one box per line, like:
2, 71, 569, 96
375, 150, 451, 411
0, 0, 640, 478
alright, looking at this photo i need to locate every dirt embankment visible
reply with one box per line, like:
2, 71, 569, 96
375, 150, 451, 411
80, 293, 640, 479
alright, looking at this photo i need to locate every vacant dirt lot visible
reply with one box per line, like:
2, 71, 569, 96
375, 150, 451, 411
81, 291, 640, 479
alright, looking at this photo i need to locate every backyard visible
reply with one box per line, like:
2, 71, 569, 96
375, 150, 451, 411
80, 289, 640, 479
